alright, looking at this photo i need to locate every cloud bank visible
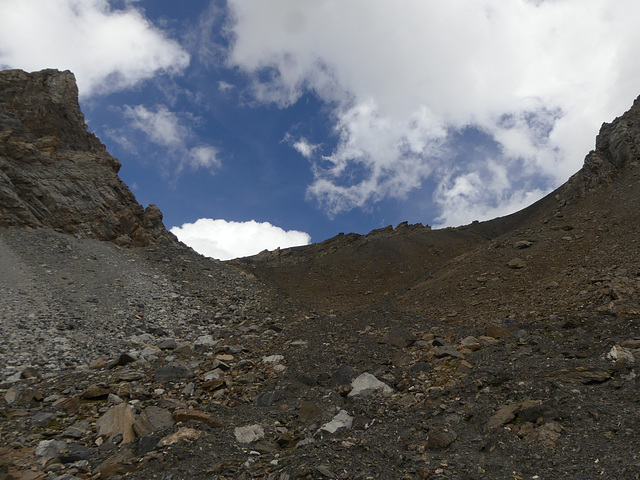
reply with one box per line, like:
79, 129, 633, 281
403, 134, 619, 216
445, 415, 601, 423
223, 0, 640, 226
0, 0, 189, 97
170, 219, 311, 261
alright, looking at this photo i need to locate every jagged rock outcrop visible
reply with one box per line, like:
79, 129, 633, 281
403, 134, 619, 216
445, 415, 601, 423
564, 94, 640, 196
0, 69, 173, 246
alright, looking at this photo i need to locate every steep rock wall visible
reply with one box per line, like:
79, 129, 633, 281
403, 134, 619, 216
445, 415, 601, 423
0, 69, 172, 246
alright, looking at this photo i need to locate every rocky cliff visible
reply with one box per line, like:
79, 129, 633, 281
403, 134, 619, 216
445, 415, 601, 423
0, 69, 172, 246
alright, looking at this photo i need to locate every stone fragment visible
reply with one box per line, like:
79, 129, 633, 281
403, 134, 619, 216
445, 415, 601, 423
352, 415, 371, 430
80, 384, 111, 399
20, 367, 39, 379
159, 427, 201, 446
30, 412, 55, 427
427, 427, 457, 450
460, 336, 482, 351
514, 240, 533, 249
392, 352, 413, 367
157, 338, 177, 349
434, 346, 463, 359
507, 258, 526, 269
519, 399, 556, 423
298, 402, 322, 422
62, 420, 91, 439
606, 345, 636, 364
53, 396, 80, 415
409, 362, 431, 373
137, 436, 159, 455
320, 410, 353, 434
194, 335, 217, 347
133, 406, 174, 436
254, 440, 279, 454
225, 344, 244, 354
348, 373, 393, 397
523, 421, 563, 447
35, 439, 67, 461
59, 443, 94, 464
89, 358, 106, 369
316, 465, 336, 478
173, 409, 226, 428
484, 325, 512, 338
4, 386, 42, 405
330, 364, 356, 387
255, 390, 283, 406
487, 403, 519, 429
216, 354, 234, 362
114, 369, 145, 382
262, 355, 284, 363
202, 378, 225, 390
97, 450, 141, 479
95, 404, 137, 444
382, 326, 417, 348
154, 364, 195, 382
107, 353, 137, 369
546, 367, 611, 384
234, 424, 265, 443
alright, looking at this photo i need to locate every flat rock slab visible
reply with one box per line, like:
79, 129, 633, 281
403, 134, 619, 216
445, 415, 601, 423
95, 404, 136, 444
173, 409, 225, 428
487, 403, 519, 429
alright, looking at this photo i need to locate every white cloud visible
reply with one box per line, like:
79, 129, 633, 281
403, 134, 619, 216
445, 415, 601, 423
122, 105, 221, 173
123, 105, 187, 148
223, 0, 640, 225
170, 219, 311, 261
0, 0, 189, 97
189, 146, 222, 170
292, 138, 318, 159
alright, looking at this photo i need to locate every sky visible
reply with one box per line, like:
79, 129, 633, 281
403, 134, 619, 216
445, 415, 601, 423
1, 0, 639, 260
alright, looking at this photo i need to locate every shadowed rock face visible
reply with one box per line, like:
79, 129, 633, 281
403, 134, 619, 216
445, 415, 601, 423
0, 69, 173, 246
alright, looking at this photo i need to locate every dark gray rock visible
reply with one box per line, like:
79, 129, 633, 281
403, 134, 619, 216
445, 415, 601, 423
154, 364, 195, 382
137, 436, 160, 455
434, 346, 463, 359
255, 390, 283, 406
330, 364, 356, 387
31, 411, 55, 427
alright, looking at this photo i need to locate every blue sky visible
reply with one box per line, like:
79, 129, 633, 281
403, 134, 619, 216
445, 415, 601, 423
1, 0, 639, 259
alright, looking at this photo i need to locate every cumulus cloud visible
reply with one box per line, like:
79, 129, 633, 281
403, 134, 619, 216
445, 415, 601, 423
223, 0, 640, 225
170, 219, 311, 261
121, 105, 221, 173
0, 0, 189, 97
